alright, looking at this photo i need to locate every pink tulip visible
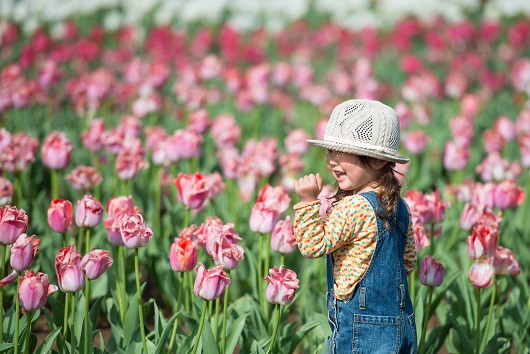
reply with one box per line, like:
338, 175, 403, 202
81, 119, 105, 152
402, 130, 430, 155
201, 217, 242, 255
76, 194, 103, 228
413, 222, 431, 253
0, 270, 18, 286
188, 109, 210, 134
81, 249, 113, 280
419, 256, 444, 287
47, 198, 74, 234
203, 171, 226, 199
172, 129, 202, 159
10, 234, 39, 272
494, 115, 517, 142
18, 270, 58, 312
120, 214, 153, 249
0, 205, 28, 245
115, 150, 149, 180
469, 260, 494, 288
65, 166, 103, 192
443, 141, 469, 171
210, 239, 245, 270
466, 224, 498, 260
519, 133, 530, 167
264, 265, 300, 305
284, 129, 310, 154
0, 132, 39, 173
170, 238, 197, 272
41, 130, 73, 170
104, 196, 140, 246
460, 203, 484, 231
193, 263, 231, 301
174, 173, 210, 210
493, 246, 520, 276
179, 224, 204, 248
0, 177, 13, 206
482, 129, 505, 154
55, 245, 85, 292
249, 184, 291, 234
211, 114, 241, 149
494, 180, 525, 210
271, 217, 296, 254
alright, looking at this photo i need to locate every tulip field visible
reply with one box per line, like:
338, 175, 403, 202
1, 3, 530, 354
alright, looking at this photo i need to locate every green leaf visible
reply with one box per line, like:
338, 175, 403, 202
201, 319, 219, 354
286, 320, 322, 354
0, 343, 14, 353
448, 315, 474, 354
225, 314, 249, 354
425, 324, 451, 354
123, 286, 141, 345
154, 311, 181, 354
35, 327, 62, 354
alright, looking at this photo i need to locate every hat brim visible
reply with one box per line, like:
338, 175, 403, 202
307, 139, 410, 164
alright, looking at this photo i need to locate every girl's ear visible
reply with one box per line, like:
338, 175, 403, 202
372, 159, 387, 170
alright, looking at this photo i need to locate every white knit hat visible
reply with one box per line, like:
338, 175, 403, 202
307, 99, 409, 164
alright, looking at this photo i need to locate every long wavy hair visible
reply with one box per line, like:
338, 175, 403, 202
330, 155, 407, 229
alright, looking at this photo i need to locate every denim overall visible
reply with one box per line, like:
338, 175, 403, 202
327, 192, 417, 354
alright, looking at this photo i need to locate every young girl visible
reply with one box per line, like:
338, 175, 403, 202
293, 99, 417, 354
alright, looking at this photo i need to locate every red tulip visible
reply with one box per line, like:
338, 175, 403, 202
466, 224, 498, 260
18, 270, 58, 312
193, 263, 230, 301
264, 266, 300, 305
0, 205, 28, 245
47, 198, 73, 233
170, 238, 197, 272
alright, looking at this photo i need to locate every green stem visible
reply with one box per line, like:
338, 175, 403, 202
168, 273, 184, 353
187, 271, 194, 316
520, 177, 530, 232
24, 311, 33, 354
84, 279, 91, 354
122, 179, 130, 196
14, 275, 20, 354
429, 223, 435, 256
62, 233, 67, 248
63, 292, 70, 340
114, 247, 125, 326
0, 245, 6, 343
280, 254, 285, 267
120, 246, 127, 324
135, 248, 148, 354
480, 279, 497, 353
191, 301, 208, 354
154, 167, 162, 238
213, 297, 220, 341
71, 292, 77, 351
51, 169, 59, 200
85, 228, 91, 254
258, 234, 264, 307
269, 304, 281, 353
14, 172, 23, 209
475, 288, 482, 354
263, 233, 271, 320
418, 286, 434, 354
221, 270, 230, 354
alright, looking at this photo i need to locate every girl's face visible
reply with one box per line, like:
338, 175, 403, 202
326, 150, 382, 192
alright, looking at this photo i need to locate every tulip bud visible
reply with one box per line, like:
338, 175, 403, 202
55, 246, 85, 292
264, 265, 300, 305
120, 214, 153, 249
10, 234, 39, 272
270, 217, 296, 254
41, 130, 73, 170
0, 205, 29, 245
47, 199, 74, 234
193, 263, 230, 301
469, 260, 494, 288
419, 256, 444, 287
170, 238, 197, 272
81, 249, 114, 280
18, 270, 58, 312
76, 195, 103, 228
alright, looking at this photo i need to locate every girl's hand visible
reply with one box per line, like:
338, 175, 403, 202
294, 173, 323, 203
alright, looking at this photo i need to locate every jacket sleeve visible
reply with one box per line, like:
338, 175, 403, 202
403, 210, 417, 277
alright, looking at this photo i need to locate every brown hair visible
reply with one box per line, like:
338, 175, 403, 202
330, 155, 406, 229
